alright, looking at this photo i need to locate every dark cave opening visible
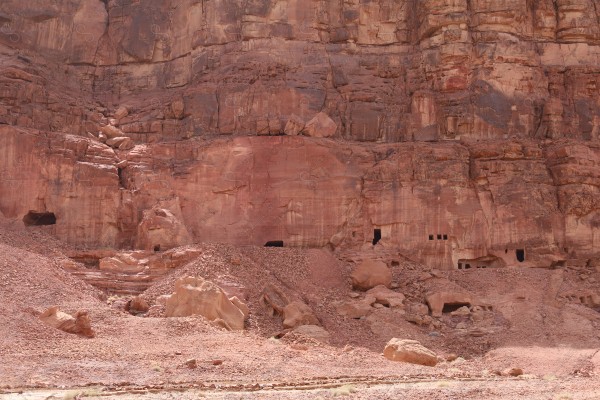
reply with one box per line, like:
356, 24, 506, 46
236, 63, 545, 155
372, 229, 381, 245
265, 241, 284, 247
23, 211, 56, 226
516, 249, 525, 262
117, 167, 125, 188
442, 302, 471, 314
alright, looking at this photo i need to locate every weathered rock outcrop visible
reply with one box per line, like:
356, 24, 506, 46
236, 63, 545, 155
135, 206, 192, 251
351, 260, 393, 290
426, 291, 474, 318
1, 0, 600, 142
165, 276, 247, 330
282, 301, 320, 329
64, 247, 202, 295
383, 338, 438, 366
1, 125, 599, 269
39, 306, 94, 338
0, 1, 598, 271
366, 286, 405, 308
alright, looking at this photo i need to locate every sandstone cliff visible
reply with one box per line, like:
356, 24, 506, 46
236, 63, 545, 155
1, 0, 600, 141
0, 0, 599, 269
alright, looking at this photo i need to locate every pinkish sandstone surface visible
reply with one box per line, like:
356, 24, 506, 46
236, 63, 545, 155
0, 1, 600, 397
1, 125, 598, 270
0, 0, 598, 271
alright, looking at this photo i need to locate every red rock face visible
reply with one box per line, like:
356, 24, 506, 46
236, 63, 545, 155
0, 1, 598, 268
1, 0, 600, 141
1, 125, 599, 269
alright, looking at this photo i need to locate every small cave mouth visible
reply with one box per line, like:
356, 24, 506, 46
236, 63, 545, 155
153, 245, 161, 252
372, 229, 382, 245
516, 249, 525, 262
23, 211, 56, 226
265, 240, 284, 247
442, 302, 471, 314
117, 167, 126, 188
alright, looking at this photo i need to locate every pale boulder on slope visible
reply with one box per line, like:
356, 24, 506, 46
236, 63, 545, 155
165, 276, 247, 330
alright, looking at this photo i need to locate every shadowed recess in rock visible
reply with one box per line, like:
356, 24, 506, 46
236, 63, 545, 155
442, 302, 471, 314
265, 241, 284, 247
22, 211, 56, 226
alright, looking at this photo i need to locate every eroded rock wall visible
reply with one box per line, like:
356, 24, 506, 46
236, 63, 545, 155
0, 0, 600, 142
0, 1, 599, 268
2, 126, 598, 269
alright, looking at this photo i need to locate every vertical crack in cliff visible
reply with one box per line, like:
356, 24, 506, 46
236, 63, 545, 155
408, 0, 419, 44
591, 0, 600, 34
552, 0, 559, 36
526, 0, 535, 26
541, 143, 565, 215
464, 142, 494, 234
533, 102, 546, 138
465, 0, 473, 31
322, 43, 347, 138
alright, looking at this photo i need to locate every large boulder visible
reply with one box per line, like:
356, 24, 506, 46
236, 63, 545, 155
118, 137, 135, 150
114, 106, 129, 120
100, 124, 125, 139
165, 276, 247, 330
284, 114, 305, 136
230, 296, 250, 320
350, 260, 392, 290
136, 207, 192, 251
39, 307, 95, 338
302, 112, 337, 138
383, 338, 438, 366
261, 284, 291, 316
293, 325, 330, 343
334, 297, 374, 319
366, 285, 405, 308
105, 136, 129, 148
282, 301, 319, 328
404, 302, 433, 326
